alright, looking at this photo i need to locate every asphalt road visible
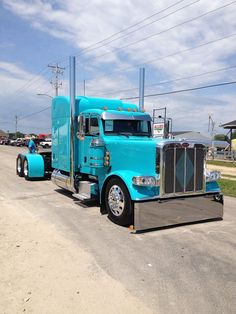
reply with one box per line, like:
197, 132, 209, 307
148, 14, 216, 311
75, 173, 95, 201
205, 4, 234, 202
1, 146, 236, 314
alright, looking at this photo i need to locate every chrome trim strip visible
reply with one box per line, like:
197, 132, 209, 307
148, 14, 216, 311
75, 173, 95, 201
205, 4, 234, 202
173, 147, 176, 194
160, 148, 164, 196
194, 147, 196, 192
90, 162, 103, 167
157, 140, 206, 148
101, 112, 151, 121
134, 191, 221, 201
184, 147, 186, 193
90, 156, 104, 160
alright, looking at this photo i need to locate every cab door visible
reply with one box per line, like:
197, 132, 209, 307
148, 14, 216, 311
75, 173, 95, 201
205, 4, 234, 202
78, 114, 100, 174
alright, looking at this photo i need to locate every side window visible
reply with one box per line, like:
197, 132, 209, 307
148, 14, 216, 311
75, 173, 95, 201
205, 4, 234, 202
140, 121, 148, 132
83, 117, 99, 136
85, 118, 90, 134
90, 117, 99, 135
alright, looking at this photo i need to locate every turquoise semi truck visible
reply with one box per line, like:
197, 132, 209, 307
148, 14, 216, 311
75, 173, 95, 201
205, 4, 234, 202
16, 95, 223, 231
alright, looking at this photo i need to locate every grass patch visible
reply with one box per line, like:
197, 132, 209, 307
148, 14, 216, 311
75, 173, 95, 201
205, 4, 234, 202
218, 179, 236, 197
207, 160, 236, 168
221, 174, 236, 179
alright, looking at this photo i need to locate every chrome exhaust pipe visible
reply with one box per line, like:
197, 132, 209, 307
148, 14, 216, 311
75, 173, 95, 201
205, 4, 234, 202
69, 56, 76, 192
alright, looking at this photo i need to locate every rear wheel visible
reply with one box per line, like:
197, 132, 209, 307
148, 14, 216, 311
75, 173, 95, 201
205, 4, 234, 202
23, 158, 30, 180
16, 155, 24, 177
105, 178, 133, 226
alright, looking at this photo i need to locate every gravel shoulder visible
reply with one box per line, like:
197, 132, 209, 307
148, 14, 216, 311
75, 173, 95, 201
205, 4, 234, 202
0, 196, 151, 314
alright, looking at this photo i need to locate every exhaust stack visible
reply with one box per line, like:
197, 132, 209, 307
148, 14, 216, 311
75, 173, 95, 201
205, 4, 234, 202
139, 67, 145, 111
69, 56, 76, 192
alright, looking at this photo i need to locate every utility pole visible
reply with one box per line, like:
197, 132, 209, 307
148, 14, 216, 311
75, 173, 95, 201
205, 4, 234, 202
208, 114, 215, 136
208, 113, 216, 160
48, 63, 65, 96
15, 115, 18, 137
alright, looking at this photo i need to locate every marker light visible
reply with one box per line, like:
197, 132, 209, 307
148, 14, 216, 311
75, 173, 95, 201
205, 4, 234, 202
132, 176, 159, 186
104, 151, 110, 166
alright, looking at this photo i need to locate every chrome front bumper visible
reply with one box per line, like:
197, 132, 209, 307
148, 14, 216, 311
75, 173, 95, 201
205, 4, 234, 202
134, 193, 223, 232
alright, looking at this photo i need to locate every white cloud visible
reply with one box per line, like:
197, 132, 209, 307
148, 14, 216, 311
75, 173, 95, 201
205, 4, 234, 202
2, 0, 236, 134
0, 61, 51, 132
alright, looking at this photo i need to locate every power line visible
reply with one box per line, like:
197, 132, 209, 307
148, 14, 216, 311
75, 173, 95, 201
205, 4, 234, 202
75, 0, 198, 57
15, 67, 49, 94
121, 80, 236, 100
73, 0, 199, 69
88, 64, 236, 96
82, 31, 236, 84
56, 0, 187, 64
80, 1, 236, 66
18, 106, 51, 121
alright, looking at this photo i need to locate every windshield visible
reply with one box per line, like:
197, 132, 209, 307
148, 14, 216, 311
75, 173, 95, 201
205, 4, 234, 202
102, 119, 151, 136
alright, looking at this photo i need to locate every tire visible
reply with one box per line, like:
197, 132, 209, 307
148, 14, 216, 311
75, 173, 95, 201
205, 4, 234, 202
23, 158, 30, 180
105, 177, 133, 226
16, 155, 24, 177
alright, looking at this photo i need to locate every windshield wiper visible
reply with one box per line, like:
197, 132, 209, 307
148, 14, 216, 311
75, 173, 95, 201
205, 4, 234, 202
134, 132, 151, 137
117, 132, 132, 137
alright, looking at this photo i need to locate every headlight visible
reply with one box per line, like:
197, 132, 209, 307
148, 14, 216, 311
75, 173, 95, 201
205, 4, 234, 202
132, 176, 159, 186
205, 170, 221, 182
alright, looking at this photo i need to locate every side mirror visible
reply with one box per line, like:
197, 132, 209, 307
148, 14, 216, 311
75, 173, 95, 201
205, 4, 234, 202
77, 115, 85, 140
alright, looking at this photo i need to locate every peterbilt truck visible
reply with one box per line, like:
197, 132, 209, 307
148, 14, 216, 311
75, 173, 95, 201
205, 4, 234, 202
16, 94, 223, 231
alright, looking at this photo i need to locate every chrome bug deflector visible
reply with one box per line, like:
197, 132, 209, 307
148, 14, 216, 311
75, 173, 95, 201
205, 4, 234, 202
134, 193, 223, 232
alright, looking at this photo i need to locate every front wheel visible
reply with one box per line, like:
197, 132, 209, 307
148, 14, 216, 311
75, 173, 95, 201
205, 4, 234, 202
105, 178, 133, 226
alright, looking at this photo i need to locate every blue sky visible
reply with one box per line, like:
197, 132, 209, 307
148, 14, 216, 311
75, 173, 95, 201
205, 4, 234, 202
0, 0, 236, 136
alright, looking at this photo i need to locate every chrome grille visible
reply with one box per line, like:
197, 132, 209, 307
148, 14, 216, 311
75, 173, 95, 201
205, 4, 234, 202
160, 144, 205, 197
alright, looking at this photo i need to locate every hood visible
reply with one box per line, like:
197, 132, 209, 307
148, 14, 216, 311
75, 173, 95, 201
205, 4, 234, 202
104, 136, 156, 174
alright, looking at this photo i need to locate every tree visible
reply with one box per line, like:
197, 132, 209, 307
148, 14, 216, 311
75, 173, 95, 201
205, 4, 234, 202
214, 134, 229, 142
232, 131, 236, 140
16, 131, 25, 138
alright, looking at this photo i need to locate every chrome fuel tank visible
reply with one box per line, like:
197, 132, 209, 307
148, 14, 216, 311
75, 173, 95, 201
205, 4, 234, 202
51, 169, 73, 192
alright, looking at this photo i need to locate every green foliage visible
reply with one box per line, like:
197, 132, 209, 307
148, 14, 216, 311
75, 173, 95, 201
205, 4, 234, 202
207, 160, 236, 167
214, 133, 229, 142
218, 179, 236, 197
8, 132, 25, 138
16, 131, 25, 138
232, 132, 236, 140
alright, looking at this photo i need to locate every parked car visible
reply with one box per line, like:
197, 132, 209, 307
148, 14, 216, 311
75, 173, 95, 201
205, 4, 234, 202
39, 138, 52, 148
15, 138, 26, 147
2, 138, 10, 145
10, 139, 17, 146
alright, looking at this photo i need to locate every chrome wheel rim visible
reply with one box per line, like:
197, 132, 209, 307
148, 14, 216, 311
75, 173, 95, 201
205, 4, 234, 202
17, 158, 21, 173
24, 161, 28, 177
108, 185, 125, 216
